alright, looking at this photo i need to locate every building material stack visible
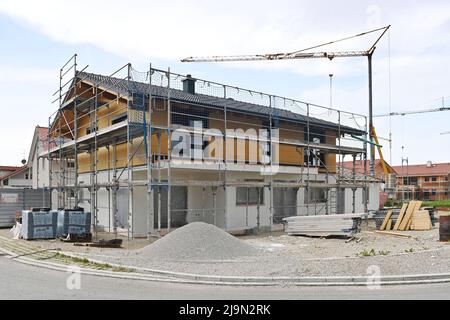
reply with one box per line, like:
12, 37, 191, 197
21, 209, 58, 240
283, 214, 364, 237
379, 201, 432, 232
57, 208, 91, 237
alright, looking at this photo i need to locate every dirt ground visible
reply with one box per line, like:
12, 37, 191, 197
0, 223, 445, 259
1, 223, 449, 277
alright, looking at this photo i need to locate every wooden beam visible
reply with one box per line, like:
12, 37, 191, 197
374, 231, 413, 238
399, 201, 418, 231
380, 210, 393, 231
386, 219, 393, 231
393, 203, 408, 231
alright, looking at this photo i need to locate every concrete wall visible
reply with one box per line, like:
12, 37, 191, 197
343, 182, 380, 213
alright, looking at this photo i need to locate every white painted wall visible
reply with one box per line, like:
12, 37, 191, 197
225, 186, 271, 230
52, 168, 381, 236
344, 182, 380, 214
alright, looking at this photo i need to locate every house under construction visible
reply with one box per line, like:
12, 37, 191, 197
40, 55, 378, 239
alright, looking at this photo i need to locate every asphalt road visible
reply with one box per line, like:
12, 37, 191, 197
1, 254, 449, 300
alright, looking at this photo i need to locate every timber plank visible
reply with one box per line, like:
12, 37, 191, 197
393, 204, 408, 231
380, 210, 393, 231
399, 201, 419, 231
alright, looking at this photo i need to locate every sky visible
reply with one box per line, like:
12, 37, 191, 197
0, 0, 449, 167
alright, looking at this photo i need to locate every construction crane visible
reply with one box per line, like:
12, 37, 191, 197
374, 106, 450, 118
182, 26, 392, 177
442, 131, 450, 135
370, 127, 390, 182
373, 103, 450, 165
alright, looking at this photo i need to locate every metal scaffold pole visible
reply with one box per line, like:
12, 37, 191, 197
223, 84, 228, 231
364, 117, 369, 213
147, 63, 154, 239
112, 141, 118, 236
167, 67, 172, 233
48, 116, 52, 209
127, 63, 134, 239
73, 56, 79, 209
306, 104, 311, 216
269, 95, 274, 231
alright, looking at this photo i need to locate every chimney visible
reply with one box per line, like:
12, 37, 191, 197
182, 74, 196, 94
427, 161, 433, 168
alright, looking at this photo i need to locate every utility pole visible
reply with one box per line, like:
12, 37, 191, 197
401, 156, 409, 202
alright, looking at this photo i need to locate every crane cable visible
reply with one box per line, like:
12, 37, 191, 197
287, 26, 389, 56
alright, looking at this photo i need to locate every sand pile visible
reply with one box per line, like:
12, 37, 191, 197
141, 222, 258, 261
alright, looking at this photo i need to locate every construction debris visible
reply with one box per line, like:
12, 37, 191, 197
88, 239, 123, 249
283, 214, 364, 238
58, 233, 93, 243
374, 231, 413, 238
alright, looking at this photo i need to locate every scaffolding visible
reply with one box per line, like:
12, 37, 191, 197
44, 55, 370, 239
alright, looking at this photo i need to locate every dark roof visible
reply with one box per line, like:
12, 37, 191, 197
76, 71, 366, 136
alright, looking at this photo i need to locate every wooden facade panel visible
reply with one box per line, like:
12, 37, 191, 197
59, 81, 342, 174
279, 144, 303, 166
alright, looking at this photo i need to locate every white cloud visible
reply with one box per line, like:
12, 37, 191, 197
0, 0, 449, 165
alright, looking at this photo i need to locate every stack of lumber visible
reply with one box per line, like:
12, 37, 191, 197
283, 214, 364, 237
379, 201, 431, 232
410, 211, 433, 231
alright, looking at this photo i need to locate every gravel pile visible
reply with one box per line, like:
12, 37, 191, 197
140, 222, 258, 262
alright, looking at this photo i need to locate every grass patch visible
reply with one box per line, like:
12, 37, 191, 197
422, 200, 450, 208
405, 248, 415, 253
53, 253, 135, 273
357, 249, 391, 257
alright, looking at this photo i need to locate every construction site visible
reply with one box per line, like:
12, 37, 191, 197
42, 54, 374, 239
1, 17, 450, 298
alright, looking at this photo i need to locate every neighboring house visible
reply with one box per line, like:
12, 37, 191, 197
44, 66, 373, 237
0, 165, 32, 188
341, 159, 397, 182
27, 126, 73, 208
0, 166, 21, 179
341, 159, 398, 200
392, 162, 450, 201
27, 126, 51, 189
